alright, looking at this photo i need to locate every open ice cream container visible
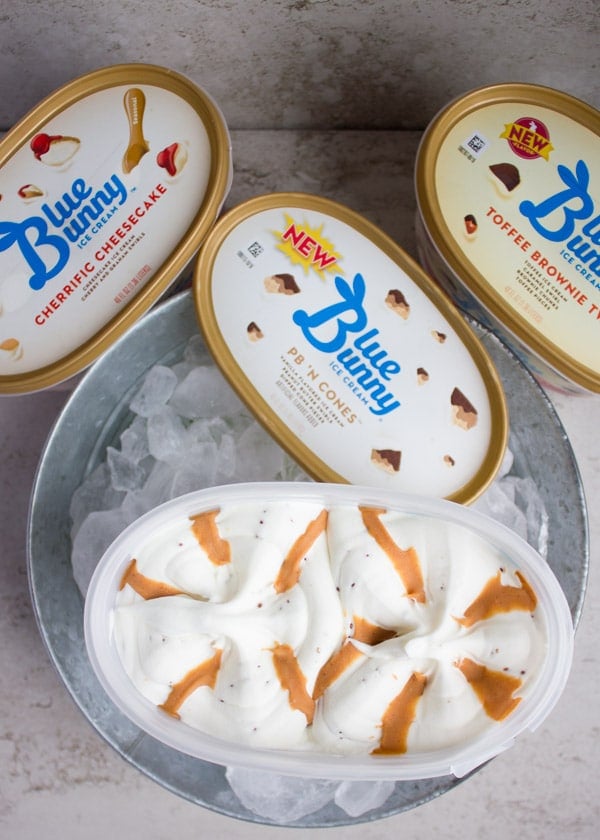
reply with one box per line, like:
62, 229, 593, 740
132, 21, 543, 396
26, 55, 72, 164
0, 63, 232, 394
415, 83, 600, 395
84, 481, 574, 781
192, 192, 508, 505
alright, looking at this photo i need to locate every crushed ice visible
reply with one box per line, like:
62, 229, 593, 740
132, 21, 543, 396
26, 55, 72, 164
70, 333, 549, 822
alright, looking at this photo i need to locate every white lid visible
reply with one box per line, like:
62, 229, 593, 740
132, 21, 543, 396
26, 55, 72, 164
0, 63, 232, 393
193, 193, 508, 504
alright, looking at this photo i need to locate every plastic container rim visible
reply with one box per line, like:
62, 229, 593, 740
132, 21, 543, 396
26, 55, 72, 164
83, 480, 575, 782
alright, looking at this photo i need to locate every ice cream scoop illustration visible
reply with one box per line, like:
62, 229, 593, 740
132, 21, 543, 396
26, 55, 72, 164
122, 88, 150, 174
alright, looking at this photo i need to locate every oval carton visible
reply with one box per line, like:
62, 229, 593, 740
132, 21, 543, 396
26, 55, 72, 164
193, 193, 507, 504
0, 63, 232, 393
415, 83, 600, 394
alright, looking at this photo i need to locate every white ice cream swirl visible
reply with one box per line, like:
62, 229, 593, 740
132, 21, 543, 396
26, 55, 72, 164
113, 501, 546, 755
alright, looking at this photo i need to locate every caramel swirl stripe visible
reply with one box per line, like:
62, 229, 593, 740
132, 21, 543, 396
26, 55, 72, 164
455, 657, 522, 721
359, 507, 426, 603
352, 615, 398, 645
159, 648, 223, 719
119, 558, 184, 600
372, 672, 428, 754
457, 570, 537, 627
312, 640, 364, 701
271, 643, 315, 724
189, 509, 231, 565
274, 509, 328, 593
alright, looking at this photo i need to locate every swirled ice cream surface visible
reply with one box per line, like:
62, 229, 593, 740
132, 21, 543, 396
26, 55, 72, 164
113, 501, 547, 755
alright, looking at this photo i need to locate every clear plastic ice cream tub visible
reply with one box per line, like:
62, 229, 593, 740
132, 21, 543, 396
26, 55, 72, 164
84, 481, 574, 782
415, 83, 600, 395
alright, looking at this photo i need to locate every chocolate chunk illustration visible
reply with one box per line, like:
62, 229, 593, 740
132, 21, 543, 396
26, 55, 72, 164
385, 289, 410, 319
443, 454, 455, 467
371, 448, 401, 474
451, 387, 478, 430
464, 214, 478, 235
247, 321, 264, 341
417, 367, 429, 385
431, 330, 447, 343
264, 273, 300, 295
489, 162, 521, 192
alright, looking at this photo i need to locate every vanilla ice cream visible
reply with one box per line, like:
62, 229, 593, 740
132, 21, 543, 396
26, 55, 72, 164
112, 498, 548, 756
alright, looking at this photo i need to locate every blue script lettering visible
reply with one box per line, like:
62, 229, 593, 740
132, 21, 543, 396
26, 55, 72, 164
0, 217, 69, 291
292, 273, 367, 352
519, 160, 593, 242
292, 272, 401, 416
0, 173, 129, 291
42, 175, 128, 244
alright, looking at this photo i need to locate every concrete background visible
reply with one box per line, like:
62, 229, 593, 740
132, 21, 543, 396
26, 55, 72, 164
1, 2, 599, 839
0, 0, 597, 132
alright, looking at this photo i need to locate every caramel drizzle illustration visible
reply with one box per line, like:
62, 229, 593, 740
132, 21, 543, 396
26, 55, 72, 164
189, 509, 231, 566
122, 88, 149, 174
359, 506, 426, 602
159, 649, 223, 719
273, 508, 328, 593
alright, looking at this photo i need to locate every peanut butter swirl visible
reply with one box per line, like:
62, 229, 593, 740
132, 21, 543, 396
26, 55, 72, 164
312, 640, 364, 701
271, 643, 315, 724
457, 570, 537, 627
113, 500, 547, 757
359, 506, 426, 602
189, 509, 231, 565
274, 509, 328, 593
372, 672, 428, 754
353, 615, 397, 645
160, 648, 223, 719
119, 558, 184, 600
455, 657, 522, 721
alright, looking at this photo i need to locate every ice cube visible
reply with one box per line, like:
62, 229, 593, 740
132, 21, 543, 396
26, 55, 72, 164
146, 406, 188, 463
72, 508, 130, 595
334, 780, 395, 817
106, 446, 148, 491
234, 422, 286, 481
69, 463, 125, 539
216, 433, 236, 481
505, 475, 549, 557
225, 767, 337, 823
139, 460, 178, 507
129, 364, 178, 417
169, 366, 244, 419
183, 333, 212, 367
119, 415, 150, 463
171, 440, 219, 494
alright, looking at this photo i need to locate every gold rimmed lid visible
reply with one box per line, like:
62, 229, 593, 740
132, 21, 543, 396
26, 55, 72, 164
415, 83, 600, 393
0, 63, 232, 394
193, 192, 508, 504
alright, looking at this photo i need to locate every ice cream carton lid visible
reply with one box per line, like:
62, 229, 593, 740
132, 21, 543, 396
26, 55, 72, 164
193, 193, 508, 504
0, 63, 232, 394
415, 83, 600, 394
